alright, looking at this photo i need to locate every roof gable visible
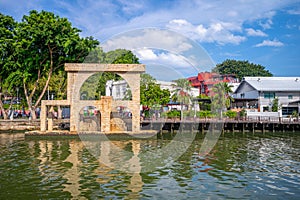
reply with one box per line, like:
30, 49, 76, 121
241, 77, 300, 92
234, 81, 256, 93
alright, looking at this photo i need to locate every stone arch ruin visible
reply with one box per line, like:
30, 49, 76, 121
40, 63, 145, 133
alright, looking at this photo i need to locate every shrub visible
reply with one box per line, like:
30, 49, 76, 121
239, 109, 247, 117
182, 110, 195, 117
167, 110, 181, 118
225, 110, 237, 118
292, 110, 298, 118
160, 112, 168, 118
197, 110, 212, 118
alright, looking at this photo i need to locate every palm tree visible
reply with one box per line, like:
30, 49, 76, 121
223, 82, 234, 109
211, 82, 233, 119
171, 78, 192, 121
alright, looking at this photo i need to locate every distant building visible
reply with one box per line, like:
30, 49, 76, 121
187, 72, 239, 96
232, 77, 300, 116
105, 79, 199, 111
105, 80, 128, 100
156, 80, 199, 97
106, 80, 199, 99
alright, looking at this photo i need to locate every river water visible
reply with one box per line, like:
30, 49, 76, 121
0, 132, 299, 199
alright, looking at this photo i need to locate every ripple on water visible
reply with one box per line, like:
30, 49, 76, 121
0, 132, 299, 199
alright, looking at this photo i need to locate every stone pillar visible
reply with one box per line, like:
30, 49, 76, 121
48, 118, 53, 131
123, 73, 141, 132
40, 101, 47, 132
100, 96, 112, 132
57, 105, 62, 119
131, 104, 140, 132
69, 72, 78, 133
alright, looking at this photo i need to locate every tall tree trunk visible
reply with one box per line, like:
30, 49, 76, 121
0, 100, 8, 120
32, 47, 54, 119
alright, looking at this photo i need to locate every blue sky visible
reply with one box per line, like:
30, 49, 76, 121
1, 0, 300, 79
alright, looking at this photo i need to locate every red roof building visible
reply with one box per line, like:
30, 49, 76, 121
187, 72, 239, 96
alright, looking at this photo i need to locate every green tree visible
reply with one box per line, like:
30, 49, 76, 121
4, 10, 98, 119
84, 47, 105, 63
140, 74, 170, 107
94, 49, 140, 96
105, 49, 139, 64
0, 13, 17, 119
211, 82, 234, 116
223, 82, 234, 109
225, 110, 237, 118
171, 78, 192, 121
211, 83, 226, 118
213, 59, 273, 80
271, 97, 280, 112
78, 49, 140, 99
196, 94, 211, 111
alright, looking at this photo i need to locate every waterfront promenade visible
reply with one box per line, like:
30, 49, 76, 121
1, 117, 299, 133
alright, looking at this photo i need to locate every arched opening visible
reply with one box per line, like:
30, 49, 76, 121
110, 106, 132, 131
78, 106, 101, 131
79, 72, 132, 101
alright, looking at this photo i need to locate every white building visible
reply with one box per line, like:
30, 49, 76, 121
232, 77, 300, 116
105, 79, 199, 106
156, 80, 199, 97
105, 80, 128, 100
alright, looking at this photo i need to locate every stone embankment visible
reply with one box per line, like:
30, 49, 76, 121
0, 119, 68, 131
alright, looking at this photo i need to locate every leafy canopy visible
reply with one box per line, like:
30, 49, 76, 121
171, 78, 192, 104
213, 59, 273, 80
80, 49, 140, 99
140, 74, 170, 107
1, 10, 99, 119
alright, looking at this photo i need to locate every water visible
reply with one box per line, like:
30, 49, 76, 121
0, 132, 299, 199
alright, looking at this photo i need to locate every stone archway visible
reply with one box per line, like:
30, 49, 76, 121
40, 63, 145, 133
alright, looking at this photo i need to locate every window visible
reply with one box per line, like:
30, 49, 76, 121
282, 107, 298, 116
264, 92, 275, 99
288, 95, 293, 99
116, 86, 120, 97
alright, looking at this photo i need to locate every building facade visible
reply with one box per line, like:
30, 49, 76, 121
232, 77, 300, 116
187, 72, 239, 96
105, 80, 128, 100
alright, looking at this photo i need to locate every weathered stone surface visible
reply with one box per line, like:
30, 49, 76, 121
40, 63, 145, 134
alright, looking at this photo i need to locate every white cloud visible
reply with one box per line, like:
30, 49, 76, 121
134, 49, 188, 67
132, 48, 199, 81
102, 28, 193, 53
1, 0, 297, 47
246, 28, 267, 37
134, 48, 158, 60
116, 0, 147, 15
221, 52, 242, 57
166, 19, 246, 45
259, 19, 273, 29
255, 39, 284, 47
287, 8, 300, 15
101, 28, 215, 72
44, 0, 297, 44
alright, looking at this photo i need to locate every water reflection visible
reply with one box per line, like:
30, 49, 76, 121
0, 133, 24, 145
62, 141, 83, 199
94, 140, 144, 199
0, 132, 299, 199
32, 138, 145, 199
